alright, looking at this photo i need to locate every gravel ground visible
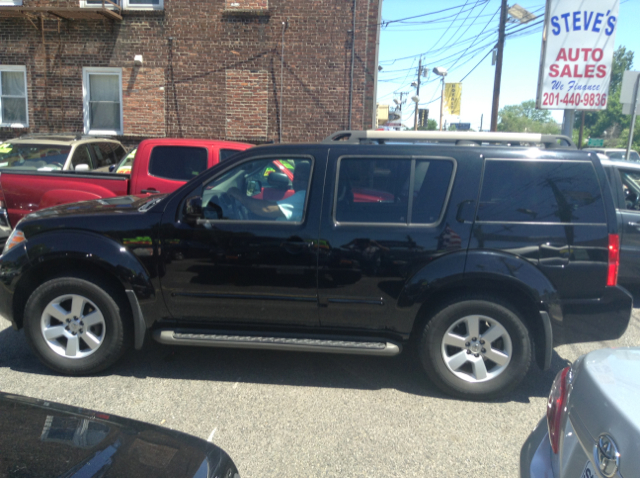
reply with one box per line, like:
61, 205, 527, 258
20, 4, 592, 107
1, 310, 639, 477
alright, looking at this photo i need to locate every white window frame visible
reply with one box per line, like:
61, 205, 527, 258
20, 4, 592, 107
82, 67, 123, 136
0, 65, 29, 128
0, 1, 23, 6
80, 0, 163, 10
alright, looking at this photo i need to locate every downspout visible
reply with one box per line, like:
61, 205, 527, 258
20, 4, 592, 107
362, 0, 371, 130
279, 19, 287, 143
348, 0, 356, 130
371, 0, 382, 129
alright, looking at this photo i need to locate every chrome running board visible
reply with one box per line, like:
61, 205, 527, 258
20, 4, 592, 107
153, 330, 401, 356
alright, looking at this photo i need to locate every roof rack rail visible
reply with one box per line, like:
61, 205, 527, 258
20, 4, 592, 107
322, 130, 576, 149
15, 133, 106, 141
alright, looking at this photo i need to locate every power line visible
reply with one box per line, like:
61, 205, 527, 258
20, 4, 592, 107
448, 4, 499, 70
378, 0, 489, 27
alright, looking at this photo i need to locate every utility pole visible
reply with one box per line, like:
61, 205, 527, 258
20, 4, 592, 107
413, 58, 422, 131
490, 0, 508, 132
439, 77, 445, 131
393, 91, 408, 130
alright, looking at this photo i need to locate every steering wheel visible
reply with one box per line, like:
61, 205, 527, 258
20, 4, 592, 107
211, 193, 249, 220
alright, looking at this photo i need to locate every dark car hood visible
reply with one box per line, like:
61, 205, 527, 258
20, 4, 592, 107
21, 195, 167, 222
0, 392, 237, 478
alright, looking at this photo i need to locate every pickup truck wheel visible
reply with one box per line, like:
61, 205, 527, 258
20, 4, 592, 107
419, 299, 531, 400
23, 276, 130, 375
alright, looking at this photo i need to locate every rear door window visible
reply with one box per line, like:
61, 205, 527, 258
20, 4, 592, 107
478, 159, 606, 224
220, 149, 243, 162
334, 157, 454, 225
149, 146, 208, 181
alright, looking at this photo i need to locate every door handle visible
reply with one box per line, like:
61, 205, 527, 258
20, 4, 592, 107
628, 221, 640, 227
141, 189, 159, 194
282, 237, 314, 254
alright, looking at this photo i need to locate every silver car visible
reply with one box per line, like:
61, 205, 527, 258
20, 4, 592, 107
520, 347, 640, 477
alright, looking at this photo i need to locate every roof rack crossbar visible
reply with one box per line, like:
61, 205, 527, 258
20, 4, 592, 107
16, 133, 106, 140
322, 130, 576, 149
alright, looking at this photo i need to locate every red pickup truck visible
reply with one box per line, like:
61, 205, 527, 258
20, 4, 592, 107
0, 138, 253, 237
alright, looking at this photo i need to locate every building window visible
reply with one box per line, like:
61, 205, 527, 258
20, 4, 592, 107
0, 1, 23, 5
0, 66, 28, 128
83, 67, 123, 136
80, 0, 163, 10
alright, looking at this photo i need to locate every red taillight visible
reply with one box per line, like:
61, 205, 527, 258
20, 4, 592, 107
607, 233, 620, 287
547, 366, 570, 454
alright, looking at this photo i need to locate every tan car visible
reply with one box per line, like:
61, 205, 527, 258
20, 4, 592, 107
583, 147, 640, 162
0, 133, 127, 172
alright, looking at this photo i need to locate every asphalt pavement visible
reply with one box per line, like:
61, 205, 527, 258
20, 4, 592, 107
1, 311, 639, 477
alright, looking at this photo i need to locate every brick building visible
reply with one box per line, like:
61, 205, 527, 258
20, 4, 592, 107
0, 0, 381, 147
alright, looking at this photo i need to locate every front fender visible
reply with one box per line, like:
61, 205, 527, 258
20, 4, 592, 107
24, 230, 155, 302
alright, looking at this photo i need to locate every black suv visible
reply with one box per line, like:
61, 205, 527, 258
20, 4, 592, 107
0, 130, 632, 399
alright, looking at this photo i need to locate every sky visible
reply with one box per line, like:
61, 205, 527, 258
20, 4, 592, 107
376, 0, 640, 131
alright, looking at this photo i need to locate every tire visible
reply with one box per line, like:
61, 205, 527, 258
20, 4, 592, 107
418, 298, 532, 400
23, 276, 131, 375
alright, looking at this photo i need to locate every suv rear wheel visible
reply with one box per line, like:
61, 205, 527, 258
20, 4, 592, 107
23, 276, 130, 375
419, 298, 532, 400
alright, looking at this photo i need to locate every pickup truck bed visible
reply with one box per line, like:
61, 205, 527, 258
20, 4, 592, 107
0, 170, 130, 227
0, 138, 252, 237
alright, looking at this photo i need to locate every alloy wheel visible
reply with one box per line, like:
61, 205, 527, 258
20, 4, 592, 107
440, 314, 513, 383
40, 294, 106, 359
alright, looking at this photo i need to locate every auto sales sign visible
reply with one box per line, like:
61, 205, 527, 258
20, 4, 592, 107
536, 0, 619, 110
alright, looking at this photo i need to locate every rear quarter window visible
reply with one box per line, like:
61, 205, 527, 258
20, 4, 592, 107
478, 159, 606, 224
149, 146, 208, 181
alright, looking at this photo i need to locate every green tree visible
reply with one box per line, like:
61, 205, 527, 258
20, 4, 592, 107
417, 119, 438, 131
575, 46, 637, 150
497, 100, 561, 134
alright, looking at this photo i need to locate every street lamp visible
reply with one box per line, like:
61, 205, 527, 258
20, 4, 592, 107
411, 95, 420, 131
433, 67, 448, 131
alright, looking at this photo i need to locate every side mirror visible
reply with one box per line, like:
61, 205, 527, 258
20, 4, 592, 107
184, 196, 203, 225
247, 180, 262, 196
75, 164, 90, 172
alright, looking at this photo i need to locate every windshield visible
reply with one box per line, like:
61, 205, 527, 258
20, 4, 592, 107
0, 142, 71, 170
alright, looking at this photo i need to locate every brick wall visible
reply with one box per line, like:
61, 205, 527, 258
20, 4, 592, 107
225, 69, 268, 141
122, 66, 165, 137
0, 0, 380, 145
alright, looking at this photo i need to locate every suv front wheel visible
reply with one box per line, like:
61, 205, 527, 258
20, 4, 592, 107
23, 276, 131, 375
419, 298, 532, 400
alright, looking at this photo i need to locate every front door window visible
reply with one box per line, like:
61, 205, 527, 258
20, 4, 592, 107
202, 158, 312, 223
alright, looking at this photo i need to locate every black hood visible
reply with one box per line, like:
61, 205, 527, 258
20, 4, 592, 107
0, 392, 238, 478
21, 195, 167, 222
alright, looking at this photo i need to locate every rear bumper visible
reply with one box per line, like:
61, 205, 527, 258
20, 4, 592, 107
520, 417, 554, 478
554, 286, 633, 345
